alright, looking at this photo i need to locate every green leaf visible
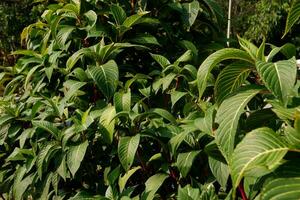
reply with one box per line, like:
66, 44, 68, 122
230, 127, 288, 188
118, 166, 141, 192
256, 58, 297, 106
209, 157, 229, 189
181, 0, 200, 29
129, 34, 160, 46
178, 185, 201, 200
237, 36, 258, 60
215, 87, 262, 161
284, 125, 300, 148
260, 160, 300, 200
67, 140, 89, 177
176, 151, 200, 177
118, 134, 140, 171
194, 106, 214, 135
150, 53, 170, 69
37, 142, 59, 178
111, 4, 127, 25
114, 91, 131, 113
171, 91, 187, 108
283, 0, 300, 37
99, 106, 116, 144
197, 48, 253, 99
151, 108, 177, 124
66, 48, 94, 71
87, 60, 119, 100
123, 11, 149, 28
32, 120, 61, 140
145, 173, 168, 197
215, 62, 252, 105
169, 131, 189, 155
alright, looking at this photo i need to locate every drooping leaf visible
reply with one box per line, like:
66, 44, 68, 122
197, 48, 253, 99
118, 134, 140, 171
230, 127, 288, 188
87, 60, 119, 100
215, 87, 262, 160
67, 140, 89, 177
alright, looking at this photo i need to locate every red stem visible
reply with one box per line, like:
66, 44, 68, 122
238, 182, 248, 200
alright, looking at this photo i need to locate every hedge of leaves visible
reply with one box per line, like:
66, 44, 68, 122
1, 0, 300, 200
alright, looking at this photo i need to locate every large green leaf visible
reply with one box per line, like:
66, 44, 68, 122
230, 128, 288, 189
197, 48, 253, 99
260, 160, 300, 200
215, 87, 262, 160
215, 62, 252, 105
284, 0, 300, 37
87, 60, 119, 100
118, 134, 140, 171
176, 151, 200, 177
256, 58, 297, 106
67, 140, 89, 177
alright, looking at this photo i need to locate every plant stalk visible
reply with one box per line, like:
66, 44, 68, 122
227, 0, 232, 47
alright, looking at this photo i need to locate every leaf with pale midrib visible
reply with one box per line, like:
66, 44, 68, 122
67, 140, 89, 177
230, 127, 288, 189
256, 58, 297, 106
215, 87, 262, 161
197, 48, 253, 99
118, 134, 140, 171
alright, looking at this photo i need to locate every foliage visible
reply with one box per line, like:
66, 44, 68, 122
1, 0, 300, 199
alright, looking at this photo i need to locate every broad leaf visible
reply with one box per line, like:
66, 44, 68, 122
99, 106, 116, 144
67, 140, 89, 177
197, 48, 253, 99
215, 87, 262, 160
181, 0, 200, 29
118, 134, 140, 171
87, 60, 119, 100
256, 58, 297, 106
284, 0, 300, 37
215, 62, 252, 105
176, 151, 200, 177
230, 128, 288, 188
209, 157, 229, 189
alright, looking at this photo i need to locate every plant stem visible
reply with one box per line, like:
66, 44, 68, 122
238, 182, 248, 200
227, 0, 232, 47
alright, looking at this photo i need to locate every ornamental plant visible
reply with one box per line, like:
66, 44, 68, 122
1, 0, 300, 200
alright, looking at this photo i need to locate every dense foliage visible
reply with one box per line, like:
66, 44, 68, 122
1, 0, 300, 199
